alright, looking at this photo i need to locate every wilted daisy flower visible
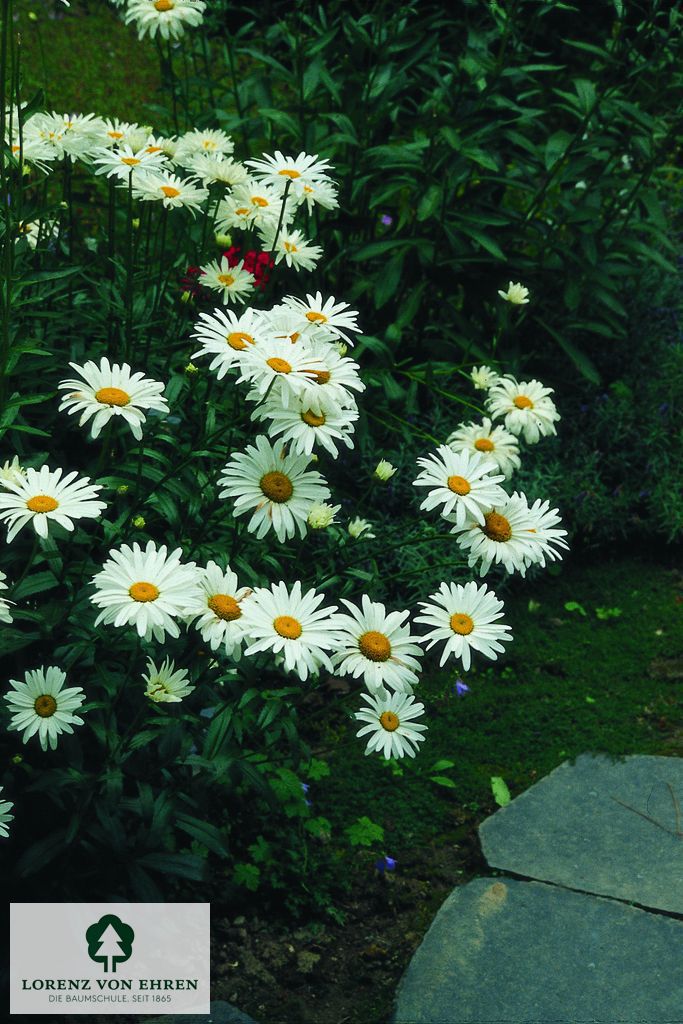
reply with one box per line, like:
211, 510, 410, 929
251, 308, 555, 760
307, 502, 341, 529
332, 596, 424, 693
58, 358, 168, 441
413, 447, 506, 528
451, 491, 567, 577
92, 143, 167, 181
125, 0, 206, 40
237, 337, 326, 409
219, 436, 330, 543
259, 225, 322, 272
470, 365, 500, 391
175, 127, 234, 161
4, 666, 85, 752
355, 689, 427, 759
447, 417, 521, 480
241, 580, 343, 681
131, 170, 208, 213
246, 150, 335, 197
0, 467, 106, 542
0, 787, 13, 838
90, 541, 202, 643
486, 377, 560, 444
251, 392, 357, 457
282, 292, 361, 345
374, 460, 397, 481
0, 456, 26, 487
498, 281, 530, 305
199, 255, 256, 304
415, 581, 512, 671
0, 570, 14, 623
191, 306, 267, 379
143, 658, 195, 703
348, 516, 375, 540
185, 560, 252, 657
184, 153, 248, 187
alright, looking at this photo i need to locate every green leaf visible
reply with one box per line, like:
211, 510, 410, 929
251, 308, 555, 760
491, 776, 511, 807
544, 130, 572, 170
233, 862, 260, 891
431, 759, 456, 772
345, 816, 384, 847
138, 852, 206, 881
176, 813, 229, 857
431, 776, 457, 788
13, 570, 59, 600
564, 601, 587, 616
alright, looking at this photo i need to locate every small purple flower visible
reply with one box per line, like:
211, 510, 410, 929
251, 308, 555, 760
375, 855, 397, 873
453, 679, 470, 697
301, 782, 310, 793
380, 214, 393, 226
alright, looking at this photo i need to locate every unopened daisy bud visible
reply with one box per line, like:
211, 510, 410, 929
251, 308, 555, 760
184, 362, 199, 375
131, 218, 140, 230
374, 460, 397, 482
117, 484, 129, 495
348, 516, 376, 540
180, 290, 193, 303
132, 515, 146, 529
215, 232, 232, 248
59, 201, 68, 210
497, 281, 530, 305
0, 456, 26, 487
11, 754, 22, 764
28, 10, 38, 20
308, 502, 341, 529
335, 341, 349, 357
470, 365, 500, 391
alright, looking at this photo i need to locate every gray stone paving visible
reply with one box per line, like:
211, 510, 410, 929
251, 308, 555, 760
479, 753, 683, 913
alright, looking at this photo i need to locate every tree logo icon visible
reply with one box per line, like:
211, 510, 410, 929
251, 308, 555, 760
85, 914, 135, 973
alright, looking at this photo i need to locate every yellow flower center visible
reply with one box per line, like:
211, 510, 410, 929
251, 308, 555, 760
450, 612, 474, 635
154, 0, 174, 9
34, 695, 57, 718
95, 386, 131, 406
475, 437, 495, 452
302, 410, 325, 427
218, 273, 235, 286
379, 710, 400, 732
260, 471, 293, 503
483, 511, 512, 542
201, 139, 217, 149
160, 185, 181, 198
26, 495, 58, 513
273, 615, 303, 639
267, 356, 292, 374
208, 593, 241, 621
284, 242, 297, 253
513, 395, 534, 410
227, 331, 254, 351
358, 630, 391, 662
305, 311, 328, 324
146, 145, 163, 153
447, 475, 471, 495
251, 196, 269, 207
279, 169, 301, 178
306, 368, 330, 385
129, 581, 160, 602
108, 131, 124, 139
235, 206, 250, 216
121, 157, 140, 166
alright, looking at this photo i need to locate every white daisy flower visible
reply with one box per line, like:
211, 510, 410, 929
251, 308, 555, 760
0, 456, 26, 487
257, 304, 324, 346
348, 516, 375, 540
143, 658, 195, 703
0, 570, 14, 623
413, 447, 507, 528
307, 502, 341, 529
16, 218, 59, 250
92, 144, 167, 181
245, 150, 335, 197
451, 491, 567, 577
447, 417, 521, 480
90, 541, 202, 643
498, 281, 530, 304
355, 689, 427, 760
470, 365, 501, 390
281, 292, 361, 345
415, 581, 512, 671
290, 340, 365, 414
0, 786, 13, 838
259, 226, 323, 273
214, 179, 286, 232
131, 170, 209, 213
124, 0, 206, 40
4, 666, 85, 752
175, 127, 234, 161
525, 497, 570, 569
332, 596, 424, 694
237, 337, 327, 410
185, 560, 252, 657
0, 467, 106, 542
191, 306, 267, 379
374, 460, 397, 481
218, 436, 330, 543
486, 377, 560, 444
251, 392, 357, 457
293, 177, 339, 213
58, 358, 169, 441
241, 580, 343, 681
98, 118, 143, 148
199, 255, 256, 304
183, 153, 248, 187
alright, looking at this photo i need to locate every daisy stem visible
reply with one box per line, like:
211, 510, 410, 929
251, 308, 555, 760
166, 38, 180, 135
270, 177, 292, 258
223, 37, 249, 151
124, 169, 134, 362
9, 534, 39, 598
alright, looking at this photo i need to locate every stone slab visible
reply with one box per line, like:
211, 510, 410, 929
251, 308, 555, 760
394, 877, 683, 1024
479, 753, 683, 913
148, 1000, 258, 1023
